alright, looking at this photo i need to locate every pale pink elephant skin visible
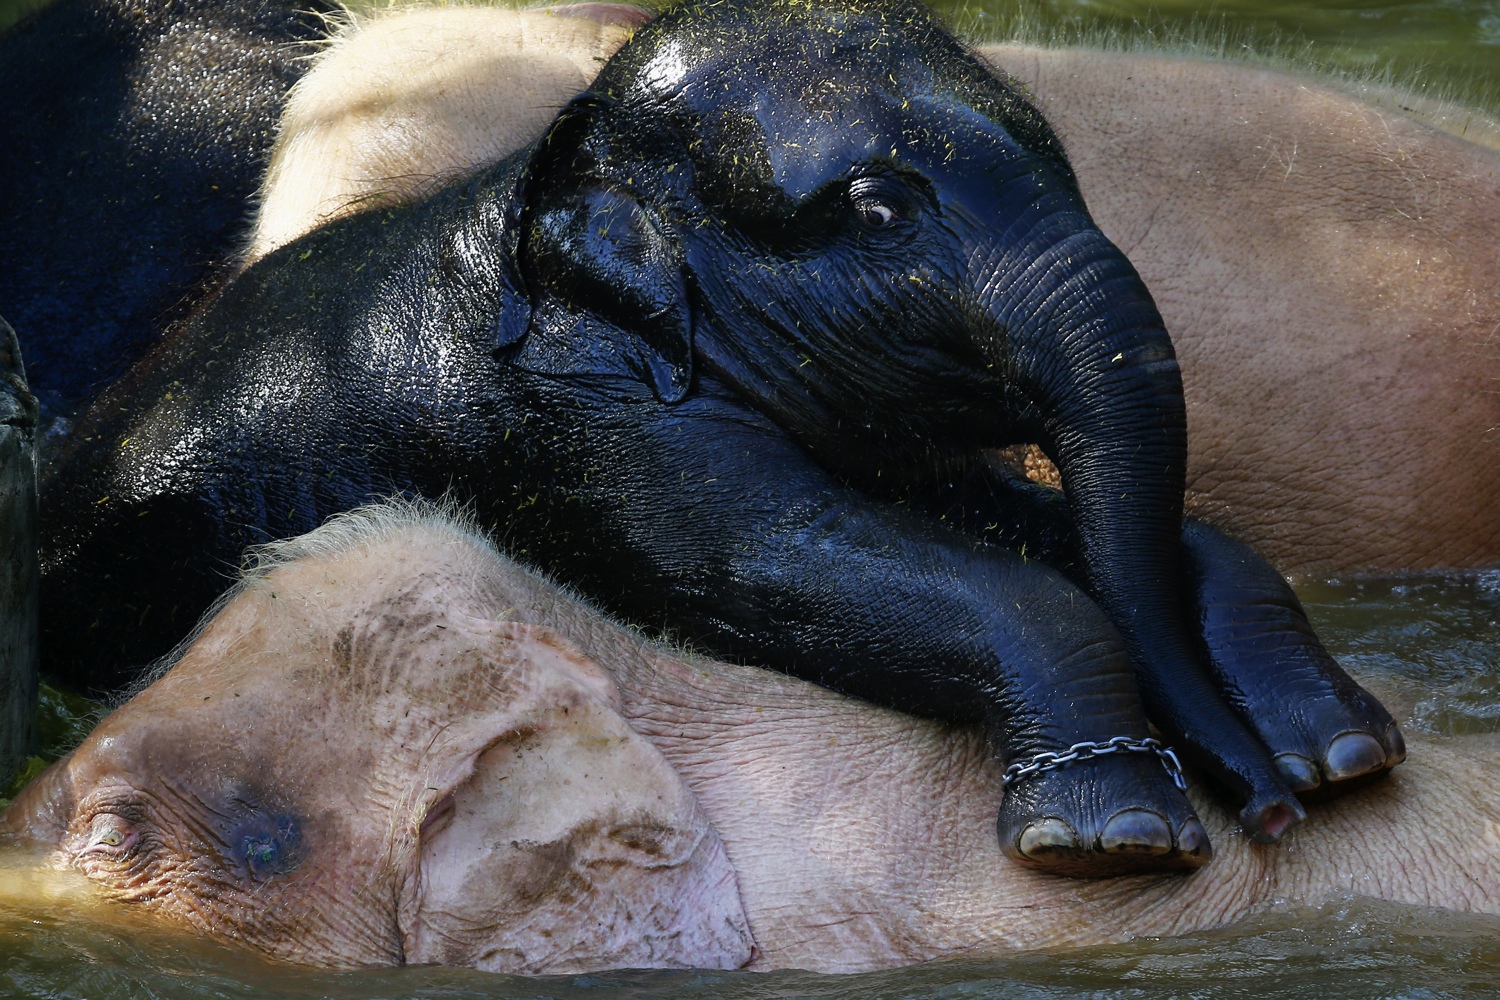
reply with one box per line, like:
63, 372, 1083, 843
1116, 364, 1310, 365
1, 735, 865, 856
3, 505, 1498, 973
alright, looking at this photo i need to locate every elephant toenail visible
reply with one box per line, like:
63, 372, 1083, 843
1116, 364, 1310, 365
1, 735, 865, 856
1325, 731, 1387, 781
1098, 808, 1172, 855
1246, 801, 1303, 843
1176, 818, 1212, 862
1018, 817, 1081, 858
1273, 752, 1322, 791
1385, 722, 1407, 765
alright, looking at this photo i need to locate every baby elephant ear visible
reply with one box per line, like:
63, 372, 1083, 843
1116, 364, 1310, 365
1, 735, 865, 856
518, 97, 694, 403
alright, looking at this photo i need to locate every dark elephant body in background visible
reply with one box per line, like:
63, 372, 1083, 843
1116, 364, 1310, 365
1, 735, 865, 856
0, 0, 330, 419
38, 0, 1399, 873
0, 320, 37, 782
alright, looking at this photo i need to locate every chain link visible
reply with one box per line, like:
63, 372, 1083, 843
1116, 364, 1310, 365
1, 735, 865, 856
1001, 736, 1188, 792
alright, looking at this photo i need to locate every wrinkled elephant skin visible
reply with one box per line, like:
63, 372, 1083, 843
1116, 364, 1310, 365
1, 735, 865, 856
1, 507, 1494, 973
244, 9, 1500, 581
40, 0, 1409, 875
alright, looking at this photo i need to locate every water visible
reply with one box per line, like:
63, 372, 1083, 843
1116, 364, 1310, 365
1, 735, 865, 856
3, 0, 1499, 107
7, 864, 1500, 998
3, 0, 1499, 995
1301, 575, 1500, 737
7, 844, 1500, 998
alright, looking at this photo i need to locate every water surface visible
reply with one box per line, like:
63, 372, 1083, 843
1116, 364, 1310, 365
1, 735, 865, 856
6, 863, 1500, 999
940, 0, 1500, 108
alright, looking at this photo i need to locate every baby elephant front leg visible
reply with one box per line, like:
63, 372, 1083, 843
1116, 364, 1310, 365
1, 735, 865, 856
923, 461, 1401, 820
999, 741, 1209, 875
493, 390, 1213, 878
1180, 521, 1405, 793
975, 562, 1212, 875
718, 495, 1213, 877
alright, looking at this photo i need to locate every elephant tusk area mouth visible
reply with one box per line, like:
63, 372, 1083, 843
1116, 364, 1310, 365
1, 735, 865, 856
992, 444, 1063, 490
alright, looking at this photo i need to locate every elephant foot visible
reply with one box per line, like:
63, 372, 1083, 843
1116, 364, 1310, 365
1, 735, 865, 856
1261, 701, 1404, 796
1206, 613, 1404, 798
997, 743, 1210, 877
1181, 521, 1405, 799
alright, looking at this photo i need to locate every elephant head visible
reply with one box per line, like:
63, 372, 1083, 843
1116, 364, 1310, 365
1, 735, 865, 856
509, 0, 1290, 826
5, 509, 752, 970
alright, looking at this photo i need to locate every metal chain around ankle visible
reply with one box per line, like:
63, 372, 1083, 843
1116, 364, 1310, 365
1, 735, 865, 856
1001, 736, 1188, 792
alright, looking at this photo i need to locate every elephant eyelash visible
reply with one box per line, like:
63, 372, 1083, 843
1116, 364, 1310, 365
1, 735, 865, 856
845, 173, 925, 237
747, 172, 924, 253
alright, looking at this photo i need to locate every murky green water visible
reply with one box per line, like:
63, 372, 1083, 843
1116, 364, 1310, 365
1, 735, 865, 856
3, 0, 1499, 107
4, 0, 1500, 995
1301, 574, 1500, 737
5, 881, 1500, 999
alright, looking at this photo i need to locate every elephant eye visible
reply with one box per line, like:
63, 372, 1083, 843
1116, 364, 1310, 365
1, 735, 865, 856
227, 812, 302, 881
855, 198, 897, 228
846, 174, 918, 236
79, 813, 138, 860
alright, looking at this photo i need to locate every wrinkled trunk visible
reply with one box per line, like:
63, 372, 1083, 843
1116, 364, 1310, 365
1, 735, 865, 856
976, 217, 1298, 836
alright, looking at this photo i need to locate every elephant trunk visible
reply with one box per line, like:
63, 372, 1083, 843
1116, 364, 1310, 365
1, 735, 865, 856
976, 218, 1301, 838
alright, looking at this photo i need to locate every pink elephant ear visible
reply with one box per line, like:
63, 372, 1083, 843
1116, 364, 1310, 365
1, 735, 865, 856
543, 3, 655, 29
397, 620, 755, 975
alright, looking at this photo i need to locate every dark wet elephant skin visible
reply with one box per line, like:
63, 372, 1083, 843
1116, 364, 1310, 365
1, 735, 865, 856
40, 0, 1400, 874
928, 463, 1403, 824
0, 0, 333, 421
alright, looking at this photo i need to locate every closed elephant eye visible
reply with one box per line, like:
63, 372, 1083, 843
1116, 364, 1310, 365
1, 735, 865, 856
228, 812, 302, 881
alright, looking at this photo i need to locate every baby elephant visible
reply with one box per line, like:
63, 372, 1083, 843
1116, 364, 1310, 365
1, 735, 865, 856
0, 502, 1491, 973
41, 0, 1400, 874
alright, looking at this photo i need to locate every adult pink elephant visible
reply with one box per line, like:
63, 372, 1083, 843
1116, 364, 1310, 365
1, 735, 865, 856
3, 504, 1497, 973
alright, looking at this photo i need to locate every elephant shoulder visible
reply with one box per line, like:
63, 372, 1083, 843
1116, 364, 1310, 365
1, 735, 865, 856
225, 160, 534, 385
